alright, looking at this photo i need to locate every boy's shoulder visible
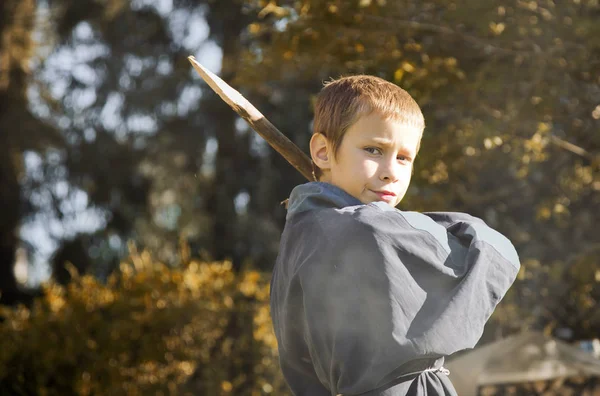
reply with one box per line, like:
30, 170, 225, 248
285, 201, 395, 246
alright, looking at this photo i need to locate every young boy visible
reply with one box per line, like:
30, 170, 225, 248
269, 75, 520, 395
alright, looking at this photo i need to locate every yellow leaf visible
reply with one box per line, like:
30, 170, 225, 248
537, 206, 552, 220
402, 61, 415, 72
489, 22, 506, 35
444, 57, 457, 67
248, 23, 261, 35
394, 68, 404, 82
592, 105, 600, 120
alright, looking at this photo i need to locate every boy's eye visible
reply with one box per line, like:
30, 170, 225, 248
364, 147, 382, 155
365, 147, 411, 162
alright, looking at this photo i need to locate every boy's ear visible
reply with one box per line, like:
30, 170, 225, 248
309, 133, 331, 171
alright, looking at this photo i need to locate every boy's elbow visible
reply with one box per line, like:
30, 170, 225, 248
468, 223, 520, 270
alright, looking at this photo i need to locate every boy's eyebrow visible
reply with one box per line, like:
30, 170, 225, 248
366, 138, 415, 155
369, 137, 395, 146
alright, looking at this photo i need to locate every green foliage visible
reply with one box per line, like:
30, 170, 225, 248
0, 245, 289, 395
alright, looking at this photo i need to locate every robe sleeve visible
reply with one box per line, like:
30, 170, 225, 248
422, 211, 487, 228
296, 204, 519, 395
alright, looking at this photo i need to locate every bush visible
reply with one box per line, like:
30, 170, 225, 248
0, 245, 290, 395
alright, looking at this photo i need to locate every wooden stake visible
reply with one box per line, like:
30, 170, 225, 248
188, 56, 315, 182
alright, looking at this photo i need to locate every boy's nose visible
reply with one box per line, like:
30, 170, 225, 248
379, 162, 401, 182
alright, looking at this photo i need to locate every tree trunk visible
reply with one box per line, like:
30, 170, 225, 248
0, 0, 35, 305
203, 0, 251, 270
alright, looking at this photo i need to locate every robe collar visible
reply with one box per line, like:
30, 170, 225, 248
286, 182, 363, 220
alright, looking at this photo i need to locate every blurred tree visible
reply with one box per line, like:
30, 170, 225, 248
22, 0, 209, 283
199, 0, 257, 268
0, 0, 65, 304
4, 0, 599, 343
36, 0, 297, 275
50, 235, 94, 285
237, 0, 600, 339
33, 0, 274, 278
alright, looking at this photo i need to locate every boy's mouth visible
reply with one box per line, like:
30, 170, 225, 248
370, 190, 396, 203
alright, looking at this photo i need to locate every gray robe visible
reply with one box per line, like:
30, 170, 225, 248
270, 182, 520, 396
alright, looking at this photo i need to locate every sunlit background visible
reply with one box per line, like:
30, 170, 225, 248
1, 0, 599, 394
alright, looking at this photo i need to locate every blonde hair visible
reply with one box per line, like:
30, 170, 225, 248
312, 75, 424, 179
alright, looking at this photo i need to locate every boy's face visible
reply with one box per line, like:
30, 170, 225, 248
319, 112, 422, 207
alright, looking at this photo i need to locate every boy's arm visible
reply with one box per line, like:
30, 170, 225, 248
421, 210, 519, 267
296, 206, 520, 395
298, 230, 406, 395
